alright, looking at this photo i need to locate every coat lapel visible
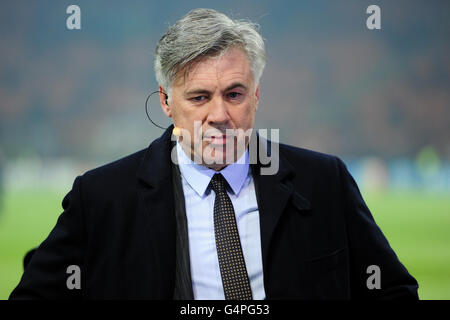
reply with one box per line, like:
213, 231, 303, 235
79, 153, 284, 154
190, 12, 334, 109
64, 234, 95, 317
250, 134, 311, 279
136, 125, 177, 298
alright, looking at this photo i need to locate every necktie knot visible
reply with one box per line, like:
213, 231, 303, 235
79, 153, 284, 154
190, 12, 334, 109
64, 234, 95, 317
209, 174, 227, 193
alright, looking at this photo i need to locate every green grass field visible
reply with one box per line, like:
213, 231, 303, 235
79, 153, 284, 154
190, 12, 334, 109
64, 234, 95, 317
0, 188, 449, 299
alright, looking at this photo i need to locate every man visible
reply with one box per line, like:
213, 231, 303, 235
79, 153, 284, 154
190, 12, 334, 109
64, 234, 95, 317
10, 8, 418, 300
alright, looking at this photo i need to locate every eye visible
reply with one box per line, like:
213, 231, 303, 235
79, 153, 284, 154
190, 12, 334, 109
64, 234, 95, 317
227, 92, 242, 100
191, 96, 207, 103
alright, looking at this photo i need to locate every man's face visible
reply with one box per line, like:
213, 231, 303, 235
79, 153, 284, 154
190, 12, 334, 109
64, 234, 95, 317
160, 47, 260, 170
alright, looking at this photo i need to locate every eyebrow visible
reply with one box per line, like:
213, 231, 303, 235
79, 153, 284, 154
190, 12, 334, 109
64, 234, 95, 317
224, 82, 248, 92
184, 82, 248, 96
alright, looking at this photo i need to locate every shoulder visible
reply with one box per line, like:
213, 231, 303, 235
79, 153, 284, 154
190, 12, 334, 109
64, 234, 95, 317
85, 148, 146, 177
278, 142, 346, 175
79, 148, 147, 194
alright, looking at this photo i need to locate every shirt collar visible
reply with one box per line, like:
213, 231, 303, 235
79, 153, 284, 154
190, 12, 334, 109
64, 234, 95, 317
176, 141, 249, 197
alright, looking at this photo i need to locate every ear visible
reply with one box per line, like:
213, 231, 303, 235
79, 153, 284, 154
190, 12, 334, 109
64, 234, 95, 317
254, 84, 261, 110
159, 85, 171, 118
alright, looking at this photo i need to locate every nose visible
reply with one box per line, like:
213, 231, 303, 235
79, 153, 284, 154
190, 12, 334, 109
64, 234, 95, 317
207, 96, 231, 126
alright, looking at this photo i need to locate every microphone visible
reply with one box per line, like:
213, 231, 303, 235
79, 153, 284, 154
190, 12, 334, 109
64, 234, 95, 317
172, 126, 181, 137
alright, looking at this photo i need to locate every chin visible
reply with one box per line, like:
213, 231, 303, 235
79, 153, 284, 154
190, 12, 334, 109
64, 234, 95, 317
202, 144, 236, 164
203, 154, 229, 167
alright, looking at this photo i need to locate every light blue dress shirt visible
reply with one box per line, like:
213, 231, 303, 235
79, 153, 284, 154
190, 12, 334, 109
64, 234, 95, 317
176, 142, 266, 300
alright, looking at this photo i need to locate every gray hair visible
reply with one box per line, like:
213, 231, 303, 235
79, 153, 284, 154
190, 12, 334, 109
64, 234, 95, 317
154, 8, 266, 96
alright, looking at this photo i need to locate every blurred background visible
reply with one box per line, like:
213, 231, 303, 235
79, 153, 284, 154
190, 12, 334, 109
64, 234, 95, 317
0, 0, 449, 299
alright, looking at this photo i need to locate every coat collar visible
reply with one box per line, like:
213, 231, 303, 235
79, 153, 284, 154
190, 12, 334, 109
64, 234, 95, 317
135, 123, 312, 241
136, 125, 175, 187
136, 124, 308, 191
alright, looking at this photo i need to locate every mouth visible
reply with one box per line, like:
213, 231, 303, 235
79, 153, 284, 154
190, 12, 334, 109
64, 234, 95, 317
205, 134, 229, 145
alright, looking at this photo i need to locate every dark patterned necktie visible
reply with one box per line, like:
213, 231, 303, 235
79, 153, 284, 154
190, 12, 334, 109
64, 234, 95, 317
209, 173, 253, 300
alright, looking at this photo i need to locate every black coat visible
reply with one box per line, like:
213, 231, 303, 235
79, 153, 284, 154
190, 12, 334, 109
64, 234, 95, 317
9, 126, 418, 299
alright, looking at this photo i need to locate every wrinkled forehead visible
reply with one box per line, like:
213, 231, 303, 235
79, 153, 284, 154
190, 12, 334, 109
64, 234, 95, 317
172, 47, 253, 90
